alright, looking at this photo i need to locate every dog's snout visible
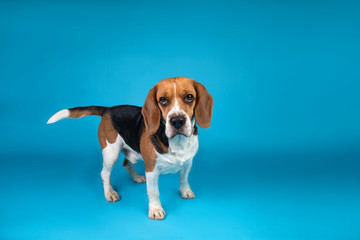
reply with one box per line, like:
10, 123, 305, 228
170, 116, 185, 129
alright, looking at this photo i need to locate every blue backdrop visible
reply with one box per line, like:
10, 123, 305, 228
1, 0, 359, 239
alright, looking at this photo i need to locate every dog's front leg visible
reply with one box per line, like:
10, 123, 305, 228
179, 159, 195, 199
145, 171, 165, 220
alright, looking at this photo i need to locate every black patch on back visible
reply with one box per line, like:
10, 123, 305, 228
109, 105, 144, 153
109, 105, 170, 154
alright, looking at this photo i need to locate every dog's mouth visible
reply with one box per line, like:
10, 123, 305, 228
167, 128, 192, 139
169, 131, 187, 139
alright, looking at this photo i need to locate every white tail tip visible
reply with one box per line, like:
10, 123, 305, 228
47, 109, 70, 124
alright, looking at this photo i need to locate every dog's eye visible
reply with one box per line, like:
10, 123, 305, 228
159, 97, 169, 106
184, 94, 194, 103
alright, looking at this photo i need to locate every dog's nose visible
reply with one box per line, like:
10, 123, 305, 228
170, 116, 185, 129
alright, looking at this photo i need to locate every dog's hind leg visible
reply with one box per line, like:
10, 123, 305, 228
123, 159, 146, 183
101, 138, 121, 202
98, 113, 122, 202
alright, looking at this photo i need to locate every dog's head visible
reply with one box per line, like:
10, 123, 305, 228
142, 77, 213, 139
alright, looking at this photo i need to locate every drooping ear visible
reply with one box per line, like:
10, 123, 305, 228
142, 86, 161, 135
194, 81, 214, 128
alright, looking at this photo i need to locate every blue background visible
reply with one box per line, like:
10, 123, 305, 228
1, 0, 359, 239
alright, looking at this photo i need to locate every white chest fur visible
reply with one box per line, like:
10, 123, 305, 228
155, 134, 199, 174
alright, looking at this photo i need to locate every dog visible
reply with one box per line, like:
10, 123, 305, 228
47, 76, 213, 220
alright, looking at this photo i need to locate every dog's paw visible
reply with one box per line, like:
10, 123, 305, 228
105, 189, 121, 202
181, 189, 195, 199
133, 175, 146, 184
148, 207, 166, 220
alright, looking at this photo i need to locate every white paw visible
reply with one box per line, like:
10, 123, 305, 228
132, 175, 146, 183
181, 189, 195, 199
148, 207, 166, 220
105, 189, 120, 202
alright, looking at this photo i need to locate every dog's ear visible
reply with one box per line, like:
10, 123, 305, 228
194, 81, 214, 128
142, 86, 161, 135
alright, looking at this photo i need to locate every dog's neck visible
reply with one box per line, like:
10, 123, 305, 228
167, 132, 199, 161
169, 134, 192, 151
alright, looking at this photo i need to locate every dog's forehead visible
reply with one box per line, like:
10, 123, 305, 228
175, 78, 196, 95
156, 77, 195, 97
156, 79, 174, 98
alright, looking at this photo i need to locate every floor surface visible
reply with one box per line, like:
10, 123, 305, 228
1, 148, 359, 239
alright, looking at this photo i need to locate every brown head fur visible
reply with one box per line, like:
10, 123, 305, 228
142, 77, 213, 135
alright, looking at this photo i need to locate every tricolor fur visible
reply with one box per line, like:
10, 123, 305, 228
47, 77, 213, 220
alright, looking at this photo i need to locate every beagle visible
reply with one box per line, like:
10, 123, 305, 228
47, 77, 213, 220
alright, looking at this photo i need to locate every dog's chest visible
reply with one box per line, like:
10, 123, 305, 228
155, 135, 198, 174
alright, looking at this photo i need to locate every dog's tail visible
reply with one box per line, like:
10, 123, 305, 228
47, 106, 109, 124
